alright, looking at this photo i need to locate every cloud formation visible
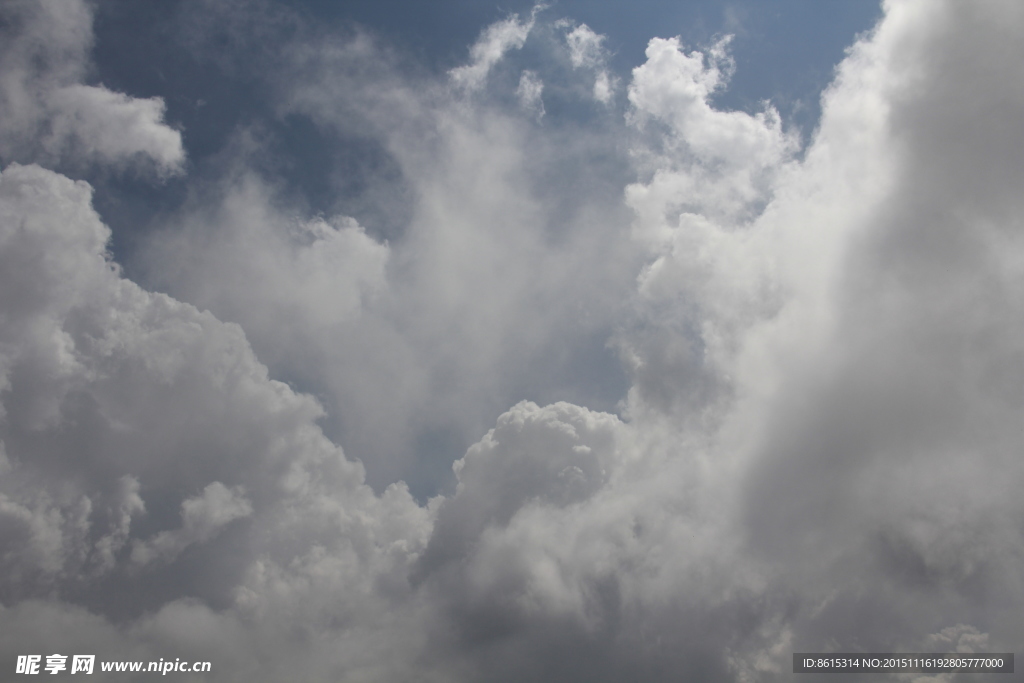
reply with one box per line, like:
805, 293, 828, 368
2, 0, 1024, 680
450, 9, 540, 91
516, 70, 545, 118
563, 22, 616, 103
0, 0, 184, 174
141, 7, 639, 495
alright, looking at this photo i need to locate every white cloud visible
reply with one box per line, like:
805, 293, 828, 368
516, 70, 545, 118
142, 29, 639, 494
44, 85, 185, 173
143, 173, 389, 339
0, 0, 184, 174
0, 162, 433, 675
593, 70, 614, 104
565, 24, 604, 69
627, 35, 797, 234
564, 23, 616, 103
450, 9, 539, 91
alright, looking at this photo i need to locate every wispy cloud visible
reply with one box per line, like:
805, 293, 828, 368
563, 22, 617, 102
450, 7, 544, 91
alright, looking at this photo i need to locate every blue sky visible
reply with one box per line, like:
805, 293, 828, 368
3, 1, 1024, 681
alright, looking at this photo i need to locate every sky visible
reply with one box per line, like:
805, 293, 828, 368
1, 0, 1023, 681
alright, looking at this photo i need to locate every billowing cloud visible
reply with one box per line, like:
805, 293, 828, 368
0, 0, 184, 174
0, 160, 433, 676
2, 0, 1024, 680
140, 9, 639, 495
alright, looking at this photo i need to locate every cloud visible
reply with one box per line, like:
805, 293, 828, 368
43, 85, 185, 174
565, 24, 605, 69
626, 35, 797, 234
130, 483, 252, 567
3, 0, 1024, 680
563, 23, 616, 103
143, 172, 390, 340
0, 159, 439, 677
418, 401, 622, 578
0, 0, 184, 174
140, 12, 639, 496
450, 9, 540, 91
516, 70, 545, 118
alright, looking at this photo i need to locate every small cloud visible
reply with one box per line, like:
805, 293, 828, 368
565, 23, 605, 69
563, 23, 617, 102
131, 483, 252, 567
593, 70, 614, 103
46, 85, 185, 175
516, 70, 545, 118
450, 8, 541, 91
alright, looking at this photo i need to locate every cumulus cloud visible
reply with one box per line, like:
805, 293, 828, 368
3, 0, 1024, 680
0, 0, 184, 174
626, 35, 797, 235
140, 9, 639, 495
0, 160, 434, 675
